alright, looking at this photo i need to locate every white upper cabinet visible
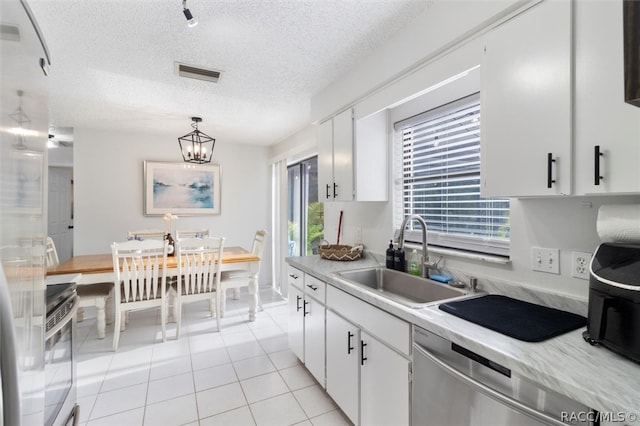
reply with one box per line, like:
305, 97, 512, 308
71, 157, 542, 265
318, 109, 354, 201
574, 0, 640, 195
481, 0, 572, 197
318, 108, 387, 202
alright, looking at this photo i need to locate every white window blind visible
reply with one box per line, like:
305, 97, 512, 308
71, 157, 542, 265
396, 93, 510, 257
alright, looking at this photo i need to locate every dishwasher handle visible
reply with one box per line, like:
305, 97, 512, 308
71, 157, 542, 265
413, 343, 567, 426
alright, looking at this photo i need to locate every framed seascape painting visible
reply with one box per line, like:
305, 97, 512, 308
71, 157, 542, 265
144, 161, 221, 215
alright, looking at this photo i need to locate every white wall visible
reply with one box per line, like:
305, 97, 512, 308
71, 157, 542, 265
74, 127, 272, 284
48, 145, 73, 167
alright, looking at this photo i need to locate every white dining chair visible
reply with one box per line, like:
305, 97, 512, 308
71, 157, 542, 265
45, 237, 59, 268
176, 229, 210, 239
174, 236, 225, 337
111, 239, 169, 351
47, 236, 114, 339
219, 230, 268, 318
126, 230, 166, 240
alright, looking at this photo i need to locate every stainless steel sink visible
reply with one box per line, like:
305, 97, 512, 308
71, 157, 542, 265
331, 267, 469, 308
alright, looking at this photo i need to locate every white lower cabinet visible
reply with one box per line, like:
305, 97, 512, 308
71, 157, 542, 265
304, 296, 325, 385
326, 310, 360, 424
326, 287, 410, 426
288, 270, 411, 425
287, 283, 304, 361
287, 268, 327, 386
360, 330, 410, 426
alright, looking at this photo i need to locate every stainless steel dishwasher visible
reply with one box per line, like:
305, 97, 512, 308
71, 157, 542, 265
412, 327, 594, 425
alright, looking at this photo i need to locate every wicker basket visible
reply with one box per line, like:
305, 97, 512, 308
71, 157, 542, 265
318, 241, 364, 261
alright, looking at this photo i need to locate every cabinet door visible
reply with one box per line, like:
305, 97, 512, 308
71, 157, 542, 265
326, 310, 359, 425
304, 297, 325, 387
332, 109, 354, 201
288, 285, 304, 361
317, 119, 334, 201
360, 331, 409, 426
574, 0, 640, 194
481, 0, 572, 197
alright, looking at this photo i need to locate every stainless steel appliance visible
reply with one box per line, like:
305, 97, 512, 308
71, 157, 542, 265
44, 283, 79, 426
1, 0, 51, 423
585, 243, 640, 363
412, 327, 592, 426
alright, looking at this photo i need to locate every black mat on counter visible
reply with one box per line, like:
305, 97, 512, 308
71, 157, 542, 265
439, 295, 586, 342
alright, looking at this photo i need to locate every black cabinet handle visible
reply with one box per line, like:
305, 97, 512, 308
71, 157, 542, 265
289, 273, 298, 280
303, 300, 309, 316
326, 184, 331, 199
594, 145, 604, 186
296, 295, 302, 312
306, 284, 318, 291
547, 153, 556, 189
68, 225, 74, 229
333, 182, 338, 198
360, 340, 367, 365
39, 58, 48, 76
347, 332, 354, 354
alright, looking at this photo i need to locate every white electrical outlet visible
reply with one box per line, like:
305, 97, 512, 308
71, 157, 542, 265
531, 247, 560, 274
571, 251, 592, 280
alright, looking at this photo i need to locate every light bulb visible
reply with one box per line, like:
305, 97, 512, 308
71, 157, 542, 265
183, 8, 198, 27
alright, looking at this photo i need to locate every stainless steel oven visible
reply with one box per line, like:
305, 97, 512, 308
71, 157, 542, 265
45, 282, 79, 426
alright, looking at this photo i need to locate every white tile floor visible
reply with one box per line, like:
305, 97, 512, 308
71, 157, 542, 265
75, 288, 352, 426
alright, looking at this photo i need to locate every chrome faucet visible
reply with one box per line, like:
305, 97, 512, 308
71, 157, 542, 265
397, 214, 432, 278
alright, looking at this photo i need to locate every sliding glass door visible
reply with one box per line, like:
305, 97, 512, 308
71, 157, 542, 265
287, 157, 323, 256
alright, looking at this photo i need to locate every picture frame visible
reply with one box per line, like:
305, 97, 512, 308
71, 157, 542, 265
144, 161, 221, 216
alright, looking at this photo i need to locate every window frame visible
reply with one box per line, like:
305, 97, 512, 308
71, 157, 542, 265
393, 92, 510, 258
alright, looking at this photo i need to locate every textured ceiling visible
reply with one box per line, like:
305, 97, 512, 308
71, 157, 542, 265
28, 0, 430, 146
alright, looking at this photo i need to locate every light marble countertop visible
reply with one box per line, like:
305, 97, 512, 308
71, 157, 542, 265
286, 254, 640, 422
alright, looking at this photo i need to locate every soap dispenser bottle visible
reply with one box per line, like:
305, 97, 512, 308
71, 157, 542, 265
408, 249, 421, 276
386, 240, 396, 269
394, 245, 405, 272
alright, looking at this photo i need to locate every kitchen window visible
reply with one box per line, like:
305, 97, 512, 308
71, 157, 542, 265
395, 92, 510, 257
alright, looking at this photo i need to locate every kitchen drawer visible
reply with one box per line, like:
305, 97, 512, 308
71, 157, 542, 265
287, 265, 304, 291
304, 274, 326, 303
327, 286, 410, 356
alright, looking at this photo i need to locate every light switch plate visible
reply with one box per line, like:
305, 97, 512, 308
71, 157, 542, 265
531, 247, 560, 274
355, 227, 362, 243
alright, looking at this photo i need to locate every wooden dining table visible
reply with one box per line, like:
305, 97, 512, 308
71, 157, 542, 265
47, 246, 262, 333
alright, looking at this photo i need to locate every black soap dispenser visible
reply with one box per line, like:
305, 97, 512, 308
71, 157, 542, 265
394, 245, 406, 272
386, 240, 396, 269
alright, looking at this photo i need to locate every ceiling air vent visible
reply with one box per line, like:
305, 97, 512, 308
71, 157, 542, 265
175, 62, 222, 83
1, 24, 21, 42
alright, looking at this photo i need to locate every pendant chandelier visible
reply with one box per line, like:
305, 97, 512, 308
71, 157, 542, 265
178, 117, 215, 164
